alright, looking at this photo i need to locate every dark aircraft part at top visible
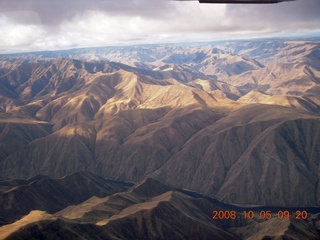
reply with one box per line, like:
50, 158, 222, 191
175, 0, 295, 3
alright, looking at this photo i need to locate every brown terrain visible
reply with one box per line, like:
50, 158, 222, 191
0, 39, 319, 239
1, 176, 319, 240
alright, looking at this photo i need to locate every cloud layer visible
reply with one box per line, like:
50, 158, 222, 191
0, 0, 319, 53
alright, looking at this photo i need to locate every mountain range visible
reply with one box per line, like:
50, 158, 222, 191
0, 38, 319, 238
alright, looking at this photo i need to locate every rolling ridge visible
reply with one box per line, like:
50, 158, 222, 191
0, 40, 319, 210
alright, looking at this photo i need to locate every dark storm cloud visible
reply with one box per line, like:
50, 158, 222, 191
1, 0, 319, 30
0, 0, 170, 25
225, 0, 320, 31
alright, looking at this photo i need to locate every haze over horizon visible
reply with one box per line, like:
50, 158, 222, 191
0, 0, 319, 53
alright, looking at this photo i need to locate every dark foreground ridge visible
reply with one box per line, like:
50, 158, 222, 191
0, 171, 132, 226
0, 174, 320, 240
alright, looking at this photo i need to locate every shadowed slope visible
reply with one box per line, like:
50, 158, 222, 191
153, 104, 320, 206
1, 178, 319, 240
0, 171, 131, 225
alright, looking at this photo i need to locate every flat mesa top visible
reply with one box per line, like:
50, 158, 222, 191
176, 0, 294, 3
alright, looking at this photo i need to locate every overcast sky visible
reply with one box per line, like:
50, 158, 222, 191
0, 0, 319, 53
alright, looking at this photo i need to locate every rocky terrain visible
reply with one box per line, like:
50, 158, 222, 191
1, 175, 319, 240
0, 38, 320, 238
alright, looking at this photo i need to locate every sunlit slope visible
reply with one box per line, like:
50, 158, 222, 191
0, 59, 236, 180
221, 41, 320, 111
0, 40, 319, 208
